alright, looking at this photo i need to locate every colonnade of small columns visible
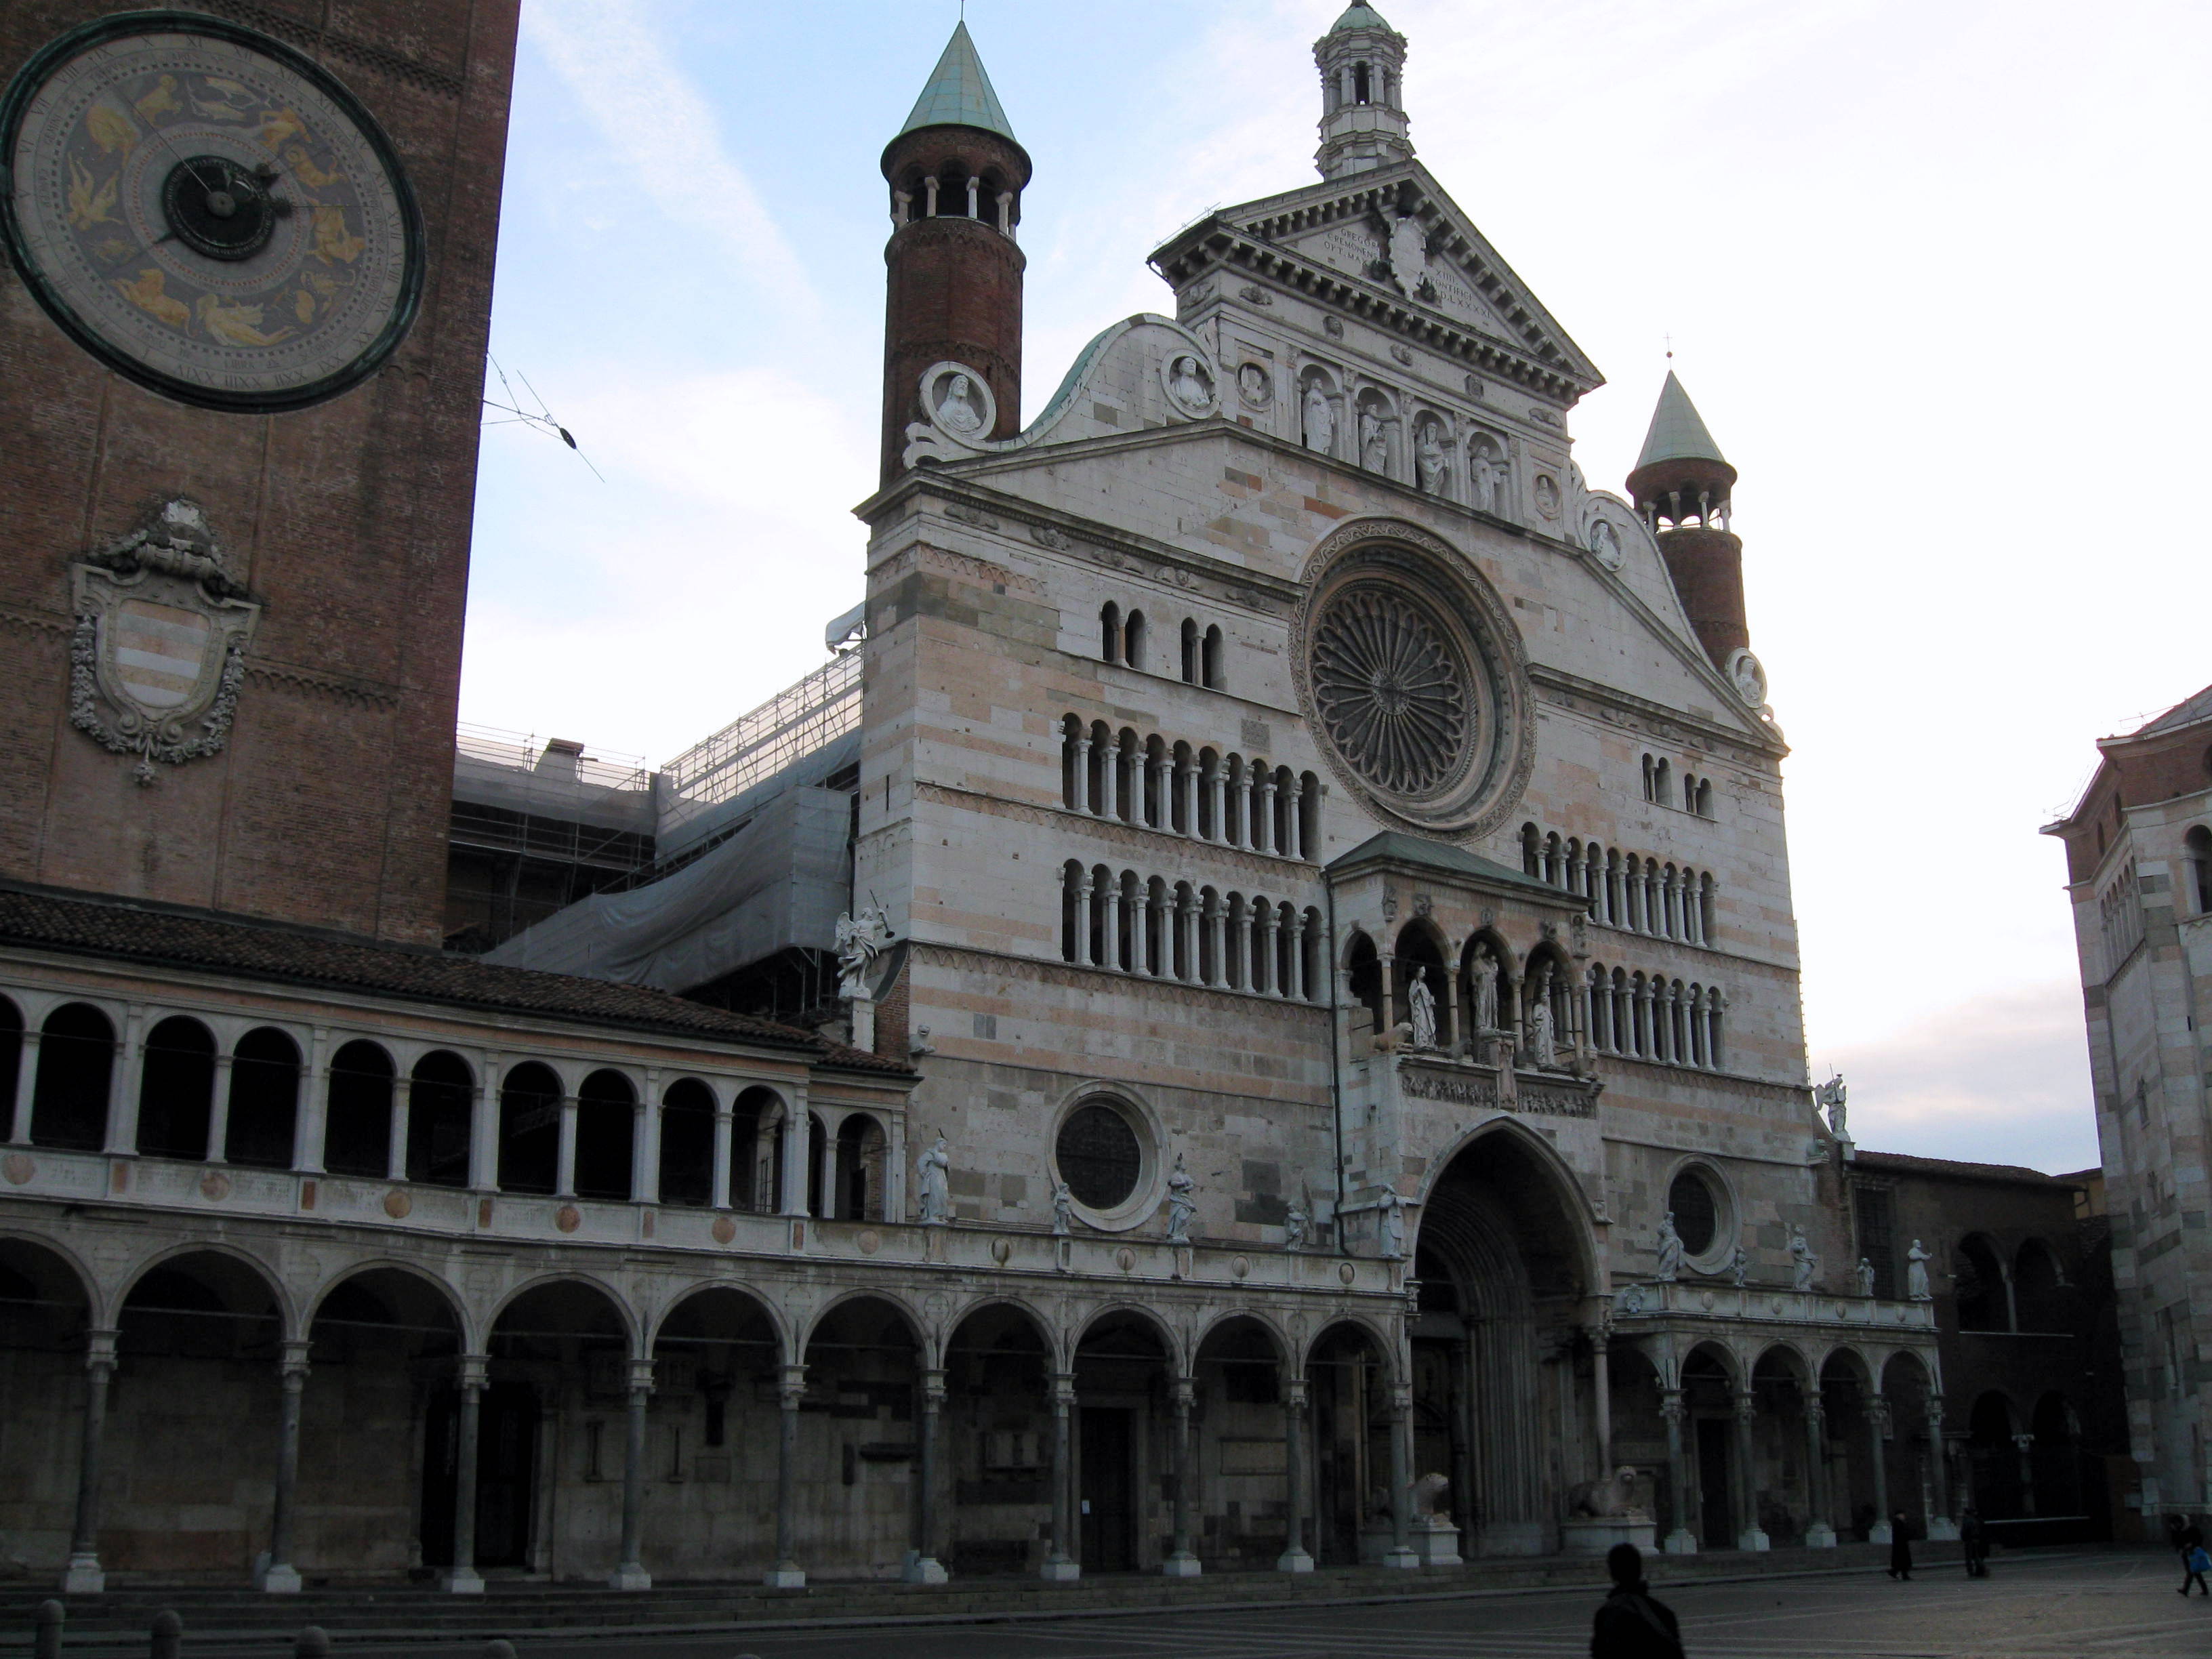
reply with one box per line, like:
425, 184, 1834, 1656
1523, 825, 1717, 946
1584, 966, 1727, 1069
1061, 863, 1325, 1002
1061, 716, 1321, 861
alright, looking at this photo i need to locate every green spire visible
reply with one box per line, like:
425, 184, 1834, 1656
899, 22, 1018, 144
1330, 3, 1393, 30
1635, 371, 1727, 471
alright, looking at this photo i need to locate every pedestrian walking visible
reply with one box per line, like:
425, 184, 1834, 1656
1959, 1507, 1988, 1578
1590, 1541, 1685, 1658
2182, 1541, 2210, 1598
1886, 1511, 1912, 1580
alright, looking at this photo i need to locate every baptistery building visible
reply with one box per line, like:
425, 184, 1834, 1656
0, 3, 1949, 1595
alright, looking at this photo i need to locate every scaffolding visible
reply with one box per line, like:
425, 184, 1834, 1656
660, 653, 861, 832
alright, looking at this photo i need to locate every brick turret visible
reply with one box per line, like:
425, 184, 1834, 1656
1626, 372, 1746, 671
880, 23, 1029, 483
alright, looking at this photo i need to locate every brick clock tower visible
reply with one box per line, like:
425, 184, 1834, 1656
0, 3, 520, 943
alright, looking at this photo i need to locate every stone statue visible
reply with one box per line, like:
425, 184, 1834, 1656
1906, 1239, 1933, 1300
1589, 518, 1623, 571
1376, 1187, 1406, 1259
1415, 422, 1446, 494
1168, 354, 1212, 413
1815, 1073, 1847, 1139
915, 1133, 951, 1225
937, 373, 983, 434
1051, 1179, 1073, 1237
1284, 1201, 1309, 1252
1729, 1244, 1748, 1288
1359, 407, 1387, 472
1568, 1465, 1643, 1519
834, 905, 890, 995
1237, 362, 1270, 407
1789, 1227, 1818, 1291
1856, 1256, 1877, 1297
1469, 443, 1499, 512
1411, 1471, 1451, 1517
1526, 973, 1557, 1067
1408, 965, 1437, 1050
1166, 1153, 1196, 1244
1653, 1212, 1683, 1282
1470, 945, 1500, 1033
1303, 385, 1335, 455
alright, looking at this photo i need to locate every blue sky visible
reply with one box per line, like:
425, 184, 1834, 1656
464, 0, 2212, 1174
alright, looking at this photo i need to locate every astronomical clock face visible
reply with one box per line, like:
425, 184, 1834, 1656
1, 13, 422, 411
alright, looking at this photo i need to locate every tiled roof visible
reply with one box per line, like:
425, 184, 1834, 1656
1328, 831, 1570, 901
1853, 1149, 2070, 1185
1634, 371, 1727, 472
0, 884, 912, 1077
1330, 3, 1394, 32
898, 22, 1017, 144
2131, 684, 2212, 737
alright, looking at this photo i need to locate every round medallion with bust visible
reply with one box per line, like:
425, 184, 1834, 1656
0, 12, 422, 411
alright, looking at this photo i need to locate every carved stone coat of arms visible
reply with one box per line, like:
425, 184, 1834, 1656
68, 499, 260, 783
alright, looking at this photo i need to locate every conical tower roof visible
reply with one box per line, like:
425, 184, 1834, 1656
899, 22, 1018, 144
1329, 3, 1395, 30
1635, 371, 1727, 471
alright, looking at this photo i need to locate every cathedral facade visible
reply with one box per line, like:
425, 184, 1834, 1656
0, 4, 1946, 1595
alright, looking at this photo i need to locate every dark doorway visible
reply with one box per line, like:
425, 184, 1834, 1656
421, 1384, 540, 1569
1696, 1417, 1733, 1546
1079, 1406, 1136, 1571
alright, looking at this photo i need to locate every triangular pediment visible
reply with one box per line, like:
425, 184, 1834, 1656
1162, 161, 1601, 397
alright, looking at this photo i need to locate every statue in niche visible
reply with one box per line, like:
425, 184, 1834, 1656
1303, 384, 1336, 455
1407, 965, 1437, 1050
1588, 518, 1624, 572
1856, 1256, 1878, 1297
1789, 1227, 1819, 1290
1653, 1212, 1683, 1282
1284, 1201, 1309, 1252
1051, 1179, 1073, 1237
1238, 362, 1271, 407
1815, 1073, 1847, 1139
1359, 407, 1388, 472
935, 372, 983, 435
1166, 1153, 1196, 1244
1729, 1244, 1749, 1287
1469, 945, 1500, 1033
1906, 1239, 1934, 1300
834, 905, 891, 996
1469, 442, 1500, 513
915, 1133, 951, 1225
1167, 353, 1214, 414
1376, 1187, 1406, 1259
1525, 968, 1557, 1067
1415, 421, 1447, 495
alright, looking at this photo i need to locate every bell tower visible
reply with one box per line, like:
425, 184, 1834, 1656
1314, 3, 1412, 180
1627, 371, 1748, 672
879, 22, 1029, 482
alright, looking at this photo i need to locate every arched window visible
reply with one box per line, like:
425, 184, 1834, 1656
1654, 758, 1672, 802
325, 1040, 394, 1178
1180, 618, 1199, 683
1060, 714, 1082, 810
574, 1069, 636, 1201
2013, 1237, 2067, 1331
1641, 754, 1655, 802
0, 996, 19, 1136
1352, 60, 1371, 103
2188, 825, 2212, 914
1202, 624, 1224, 689
1099, 601, 1122, 664
733, 1086, 779, 1212
226, 1027, 300, 1169
833, 1113, 886, 1221
657, 1078, 716, 1208
407, 1052, 474, 1188
137, 1015, 216, 1160
1346, 931, 1383, 1033
1124, 609, 1147, 671
497, 1062, 563, 1195
1954, 1234, 2011, 1332
31, 1004, 111, 1151
1696, 777, 1714, 817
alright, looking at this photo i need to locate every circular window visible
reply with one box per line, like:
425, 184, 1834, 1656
1668, 1168, 1719, 1256
1294, 522, 1534, 836
1057, 1102, 1143, 1209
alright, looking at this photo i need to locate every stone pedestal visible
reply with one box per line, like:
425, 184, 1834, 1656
1410, 1515, 1462, 1566
606, 1564, 651, 1591
1736, 1525, 1771, 1551
1926, 1517, 1960, 1542
255, 1559, 303, 1594
60, 1557, 104, 1595
1161, 1551, 1202, 1578
763, 1566, 806, 1589
1275, 1545, 1315, 1573
444, 1568, 485, 1595
901, 1550, 948, 1584
1560, 1516, 1658, 1556
1803, 1521, 1839, 1548
1868, 1519, 1893, 1546
1040, 1558, 1081, 1582
1661, 1528, 1697, 1555
1358, 1519, 1420, 1568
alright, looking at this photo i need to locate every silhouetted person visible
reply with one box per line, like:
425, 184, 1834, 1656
2182, 1536, 2209, 1598
1591, 1541, 1684, 1658
1959, 1507, 1988, 1578
1886, 1511, 1912, 1580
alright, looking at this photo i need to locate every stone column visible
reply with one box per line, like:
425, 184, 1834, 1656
1733, 1391, 1769, 1549
1101, 736, 1122, 821
1803, 1394, 1837, 1547
8, 1029, 40, 1144
388, 1072, 412, 1183
1278, 1374, 1313, 1572
203, 1053, 236, 1163
1258, 774, 1279, 854
610, 1359, 654, 1588
904, 1368, 948, 1582
1241, 766, 1261, 851
1204, 895, 1225, 988
61, 1328, 118, 1594
2013, 1431, 2038, 1517
766, 1364, 806, 1587
1660, 1387, 1695, 1553
1924, 1399, 1957, 1538
258, 1339, 311, 1591
710, 1103, 733, 1210
1074, 873, 1097, 966
1074, 735, 1094, 815
1103, 881, 1124, 973
1131, 890, 1151, 978
1164, 1376, 1201, 1576
466, 1063, 495, 1193
1286, 777, 1306, 859
1043, 1372, 1079, 1580
104, 1009, 142, 1155
295, 1027, 331, 1174
1176, 758, 1197, 836
634, 1079, 660, 1206
554, 1093, 580, 1198
1867, 1395, 1893, 1544
448, 1354, 488, 1593
1590, 1329, 1613, 1475
1383, 1381, 1418, 1568
1261, 906, 1282, 997
1204, 758, 1225, 842
1149, 752, 1170, 829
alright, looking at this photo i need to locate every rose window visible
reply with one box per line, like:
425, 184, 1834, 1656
1309, 583, 1471, 797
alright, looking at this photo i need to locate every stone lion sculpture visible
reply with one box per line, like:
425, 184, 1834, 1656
1412, 1471, 1451, 1518
1567, 1465, 1645, 1519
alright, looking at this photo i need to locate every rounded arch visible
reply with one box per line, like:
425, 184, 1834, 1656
0, 1229, 98, 1318
1954, 1233, 2010, 1332
2012, 1236, 2066, 1330
1750, 1338, 1816, 1387
1679, 1336, 1742, 1391
1294, 1311, 1398, 1378
1879, 1345, 1938, 1397
1194, 1307, 1289, 1367
944, 1294, 1057, 1366
113, 1241, 294, 1340
304, 1256, 472, 1349
483, 1271, 640, 1357
648, 1279, 787, 1366
1071, 1301, 1182, 1373
796, 1287, 926, 1361
1818, 1343, 1878, 1391
1413, 1115, 1602, 1296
